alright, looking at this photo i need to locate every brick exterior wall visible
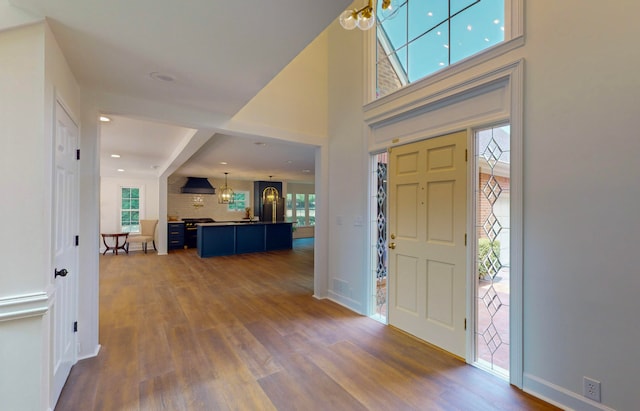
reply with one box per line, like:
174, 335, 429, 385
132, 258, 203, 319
376, 41, 403, 98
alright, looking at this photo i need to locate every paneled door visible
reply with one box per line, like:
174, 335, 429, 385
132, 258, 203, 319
52, 101, 79, 406
388, 131, 467, 358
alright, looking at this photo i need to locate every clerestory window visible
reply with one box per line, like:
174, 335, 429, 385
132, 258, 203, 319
376, 0, 505, 98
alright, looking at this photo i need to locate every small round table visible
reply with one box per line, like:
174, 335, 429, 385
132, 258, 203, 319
101, 233, 129, 255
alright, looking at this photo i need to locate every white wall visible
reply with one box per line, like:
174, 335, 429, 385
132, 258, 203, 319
322, 1, 640, 410
233, 31, 329, 140
77, 91, 101, 362
286, 182, 315, 195
520, 2, 640, 410
0, 23, 47, 411
325, 20, 369, 313
0, 20, 81, 411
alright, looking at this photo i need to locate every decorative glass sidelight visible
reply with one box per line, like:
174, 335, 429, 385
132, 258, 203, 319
371, 152, 388, 321
475, 125, 510, 378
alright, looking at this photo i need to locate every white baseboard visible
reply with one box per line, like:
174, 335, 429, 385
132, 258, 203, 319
523, 373, 616, 411
327, 291, 364, 315
78, 344, 101, 361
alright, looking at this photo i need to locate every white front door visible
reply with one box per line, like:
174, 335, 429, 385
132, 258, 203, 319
52, 101, 79, 405
388, 131, 467, 358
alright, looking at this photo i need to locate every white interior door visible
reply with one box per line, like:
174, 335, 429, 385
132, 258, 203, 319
52, 101, 79, 406
388, 131, 467, 358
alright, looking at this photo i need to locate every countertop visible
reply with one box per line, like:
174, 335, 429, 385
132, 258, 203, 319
198, 221, 292, 227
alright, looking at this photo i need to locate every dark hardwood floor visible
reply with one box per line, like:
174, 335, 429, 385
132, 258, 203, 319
55, 239, 557, 410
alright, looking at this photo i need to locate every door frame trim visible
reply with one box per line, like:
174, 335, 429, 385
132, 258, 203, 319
364, 59, 524, 387
50, 96, 81, 408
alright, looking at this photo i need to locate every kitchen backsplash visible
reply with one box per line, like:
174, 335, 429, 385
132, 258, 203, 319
168, 176, 254, 221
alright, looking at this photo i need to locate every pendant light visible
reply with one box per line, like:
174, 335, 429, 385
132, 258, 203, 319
339, 0, 397, 31
217, 172, 235, 204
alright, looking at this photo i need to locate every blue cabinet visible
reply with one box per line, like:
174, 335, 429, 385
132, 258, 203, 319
167, 222, 185, 250
266, 223, 293, 251
197, 225, 235, 257
236, 224, 266, 253
197, 222, 292, 258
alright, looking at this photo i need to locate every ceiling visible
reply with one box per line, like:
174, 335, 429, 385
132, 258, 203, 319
9, 0, 350, 182
100, 115, 316, 182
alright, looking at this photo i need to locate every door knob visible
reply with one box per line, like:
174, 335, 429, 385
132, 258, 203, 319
389, 242, 396, 249
54, 268, 68, 278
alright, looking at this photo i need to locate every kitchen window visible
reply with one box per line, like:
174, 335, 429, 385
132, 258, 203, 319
227, 190, 249, 212
286, 193, 315, 227
120, 186, 142, 233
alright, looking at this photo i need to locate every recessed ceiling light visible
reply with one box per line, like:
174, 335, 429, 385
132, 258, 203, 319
220, 161, 228, 165
286, 160, 292, 164
99, 116, 111, 122
117, 168, 125, 172
149, 72, 175, 82
302, 169, 311, 174
110, 154, 121, 158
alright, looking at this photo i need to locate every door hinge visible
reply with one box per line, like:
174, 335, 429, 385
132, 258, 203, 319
465, 149, 468, 162
75, 235, 79, 246
73, 321, 78, 332
464, 233, 467, 246
464, 318, 467, 330
76, 149, 80, 160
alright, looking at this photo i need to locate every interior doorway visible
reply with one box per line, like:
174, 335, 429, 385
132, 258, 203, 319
52, 100, 79, 406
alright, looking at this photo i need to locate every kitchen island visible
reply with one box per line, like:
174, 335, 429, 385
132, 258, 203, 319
196, 221, 293, 258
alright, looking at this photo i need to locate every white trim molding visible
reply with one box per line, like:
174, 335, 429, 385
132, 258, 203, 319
0, 292, 49, 322
524, 373, 616, 411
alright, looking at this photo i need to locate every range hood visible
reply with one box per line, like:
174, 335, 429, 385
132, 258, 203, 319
180, 177, 216, 194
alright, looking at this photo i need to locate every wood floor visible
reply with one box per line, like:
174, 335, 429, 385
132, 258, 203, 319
55, 239, 557, 411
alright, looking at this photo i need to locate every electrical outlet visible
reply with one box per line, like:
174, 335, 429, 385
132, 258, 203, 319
583, 376, 601, 402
